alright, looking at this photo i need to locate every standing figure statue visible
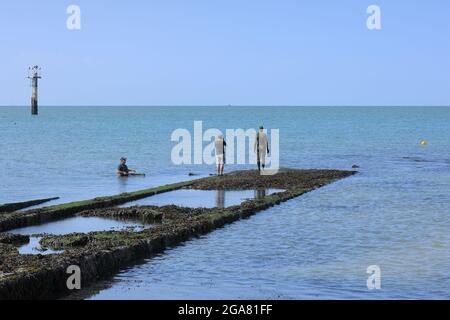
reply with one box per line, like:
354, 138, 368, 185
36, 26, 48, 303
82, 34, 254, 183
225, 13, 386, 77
254, 126, 270, 172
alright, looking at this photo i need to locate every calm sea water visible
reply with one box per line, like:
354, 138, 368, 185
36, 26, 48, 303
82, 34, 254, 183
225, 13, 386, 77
1, 106, 450, 299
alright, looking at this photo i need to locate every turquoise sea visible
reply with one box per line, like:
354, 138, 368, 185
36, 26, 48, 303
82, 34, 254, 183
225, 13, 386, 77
1, 106, 450, 299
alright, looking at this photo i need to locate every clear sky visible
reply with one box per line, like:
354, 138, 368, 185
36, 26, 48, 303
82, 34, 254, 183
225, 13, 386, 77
1, 0, 449, 106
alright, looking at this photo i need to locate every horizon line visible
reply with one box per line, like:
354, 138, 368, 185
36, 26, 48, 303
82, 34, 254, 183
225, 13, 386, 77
2, 105, 450, 108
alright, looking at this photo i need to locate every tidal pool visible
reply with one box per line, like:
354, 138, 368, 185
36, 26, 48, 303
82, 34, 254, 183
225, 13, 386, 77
12, 216, 151, 236
120, 189, 285, 209
18, 236, 64, 255
13, 216, 152, 255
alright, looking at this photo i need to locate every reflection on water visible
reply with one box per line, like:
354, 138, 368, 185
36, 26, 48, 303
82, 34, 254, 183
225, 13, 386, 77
254, 189, 268, 199
120, 189, 284, 209
117, 176, 131, 194
215, 190, 225, 208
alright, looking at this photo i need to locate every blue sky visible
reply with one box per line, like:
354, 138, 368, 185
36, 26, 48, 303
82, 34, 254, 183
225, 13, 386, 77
1, 0, 449, 106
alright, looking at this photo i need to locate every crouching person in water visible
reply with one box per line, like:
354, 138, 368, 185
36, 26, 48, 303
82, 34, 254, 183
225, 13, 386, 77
117, 157, 136, 177
215, 135, 227, 176
254, 126, 270, 172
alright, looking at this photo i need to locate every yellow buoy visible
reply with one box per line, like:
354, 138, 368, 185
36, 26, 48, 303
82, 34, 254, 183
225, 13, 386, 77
421, 140, 428, 145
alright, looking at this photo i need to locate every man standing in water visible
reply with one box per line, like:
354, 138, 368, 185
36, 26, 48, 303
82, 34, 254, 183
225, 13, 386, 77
254, 126, 270, 172
117, 157, 136, 176
215, 135, 226, 176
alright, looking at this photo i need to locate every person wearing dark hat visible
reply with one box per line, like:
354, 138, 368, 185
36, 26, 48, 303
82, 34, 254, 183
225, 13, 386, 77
254, 126, 270, 172
117, 157, 136, 176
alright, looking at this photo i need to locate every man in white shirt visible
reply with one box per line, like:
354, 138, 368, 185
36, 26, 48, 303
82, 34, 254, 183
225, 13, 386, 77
215, 135, 227, 176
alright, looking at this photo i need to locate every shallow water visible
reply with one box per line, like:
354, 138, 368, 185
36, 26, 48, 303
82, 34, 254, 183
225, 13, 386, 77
18, 237, 63, 255
2, 106, 450, 299
120, 189, 284, 209
90, 176, 450, 300
12, 216, 151, 236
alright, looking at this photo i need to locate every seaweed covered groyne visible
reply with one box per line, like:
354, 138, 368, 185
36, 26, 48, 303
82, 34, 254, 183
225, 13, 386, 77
0, 182, 192, 232
0, 169, 355, 300
0, 197, 59, 215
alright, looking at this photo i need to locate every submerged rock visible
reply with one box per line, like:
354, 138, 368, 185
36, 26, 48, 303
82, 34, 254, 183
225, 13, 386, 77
40, 234, 90, 250
0, 234, 29, 246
